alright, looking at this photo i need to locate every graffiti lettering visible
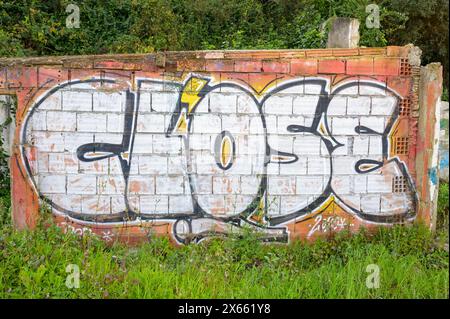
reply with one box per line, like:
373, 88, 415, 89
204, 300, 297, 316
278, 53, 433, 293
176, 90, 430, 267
307, 214, 354, 238
21, 74, 417, 243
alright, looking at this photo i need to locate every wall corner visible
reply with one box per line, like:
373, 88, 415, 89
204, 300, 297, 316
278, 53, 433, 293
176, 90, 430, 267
415, 62, 443, 231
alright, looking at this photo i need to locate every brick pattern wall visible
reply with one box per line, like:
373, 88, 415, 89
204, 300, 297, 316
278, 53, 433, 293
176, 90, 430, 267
0, 46, 440, 244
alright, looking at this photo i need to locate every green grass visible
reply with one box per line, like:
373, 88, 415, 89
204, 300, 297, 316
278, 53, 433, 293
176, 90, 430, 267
437, 182, 449, 243
0, 184, 448, 299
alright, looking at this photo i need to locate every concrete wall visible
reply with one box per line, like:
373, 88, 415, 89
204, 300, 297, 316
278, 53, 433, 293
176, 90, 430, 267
0, 46, 442, 244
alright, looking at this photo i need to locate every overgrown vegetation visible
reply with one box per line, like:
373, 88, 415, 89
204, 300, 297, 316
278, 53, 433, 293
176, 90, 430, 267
0, 0, 448, 88
0, 96, 13, 201
0, 181, 448, 298
437, 183, 449, 244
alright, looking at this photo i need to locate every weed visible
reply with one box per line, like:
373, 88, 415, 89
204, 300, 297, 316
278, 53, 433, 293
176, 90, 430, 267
0, 184, 448, 298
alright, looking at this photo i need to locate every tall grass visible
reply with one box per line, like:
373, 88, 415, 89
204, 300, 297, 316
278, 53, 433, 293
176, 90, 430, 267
0, 184, 448, 299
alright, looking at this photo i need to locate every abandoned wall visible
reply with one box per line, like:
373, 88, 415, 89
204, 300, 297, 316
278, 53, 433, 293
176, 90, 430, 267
0, 46, 442, 244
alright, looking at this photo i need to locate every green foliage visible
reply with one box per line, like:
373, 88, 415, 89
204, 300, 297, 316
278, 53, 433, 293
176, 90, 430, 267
0, 217, 447, 298
1, 0, 447, 89
0, 191, 10, 229
0, 96, 14, 200
0, 188, 448, 298
0, 29, 26, 56
0, 0, 447, 89
0, 0, 443, 54
0, 178, 448, 299
387, 0, 449, 88
283, 7, 328, 49
437, 182, 449, 243
442, 87, 449, 102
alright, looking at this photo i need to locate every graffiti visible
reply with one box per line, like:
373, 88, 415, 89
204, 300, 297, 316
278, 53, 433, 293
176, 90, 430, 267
101, 230, 114, 242
59, 221, 93, 237
21, 74, 417, 244
307, 214, 354, 238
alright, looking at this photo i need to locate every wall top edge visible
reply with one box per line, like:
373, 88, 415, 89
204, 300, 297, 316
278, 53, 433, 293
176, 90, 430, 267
0, 46, 414, 67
